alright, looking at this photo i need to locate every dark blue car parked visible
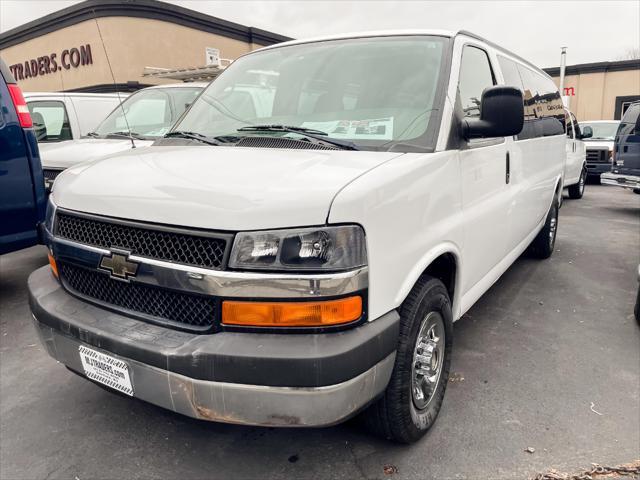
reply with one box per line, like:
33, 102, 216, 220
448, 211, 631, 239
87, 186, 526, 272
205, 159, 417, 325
0, 57, 46, 254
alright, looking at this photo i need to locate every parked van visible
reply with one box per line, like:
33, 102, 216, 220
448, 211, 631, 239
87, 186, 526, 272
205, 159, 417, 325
25, 92, 127, 147
40, 83, 205, 190
0, 59, 46, 254
30, 31, 565, 443
578, 120, 620, 182
602, 101, 640, 193
563, 108, 587, 199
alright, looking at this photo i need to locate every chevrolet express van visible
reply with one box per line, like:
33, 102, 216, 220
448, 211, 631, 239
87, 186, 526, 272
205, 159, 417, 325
30, 31, 565, 443
40, 83, 205, 190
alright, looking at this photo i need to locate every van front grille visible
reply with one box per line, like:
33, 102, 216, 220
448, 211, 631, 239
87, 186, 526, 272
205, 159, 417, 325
60, 262, 216, 331
586, 148, 608, 163
54, 212, 229, 269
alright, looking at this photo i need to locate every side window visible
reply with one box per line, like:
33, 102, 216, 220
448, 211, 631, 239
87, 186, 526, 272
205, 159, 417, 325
27, 100, 73, 143
564, 111, 574, 138
458, 46, 495, 118
497, 55, 523, 91
517, 65, 564, 139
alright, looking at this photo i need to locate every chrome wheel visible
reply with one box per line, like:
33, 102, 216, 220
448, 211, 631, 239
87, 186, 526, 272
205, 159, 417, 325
548, 209, 558, 248
411, 312, 445, 410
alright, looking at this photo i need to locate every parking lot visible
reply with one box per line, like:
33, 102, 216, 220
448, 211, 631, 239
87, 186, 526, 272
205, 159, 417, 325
0, 184, 638, 480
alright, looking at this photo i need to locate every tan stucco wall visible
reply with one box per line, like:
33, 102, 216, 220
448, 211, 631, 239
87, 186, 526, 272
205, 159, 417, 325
0, 16, 262, 91
551, 69, 640, 120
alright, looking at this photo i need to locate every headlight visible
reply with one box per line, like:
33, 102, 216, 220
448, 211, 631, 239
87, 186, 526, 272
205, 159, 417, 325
229, 225, 367, 271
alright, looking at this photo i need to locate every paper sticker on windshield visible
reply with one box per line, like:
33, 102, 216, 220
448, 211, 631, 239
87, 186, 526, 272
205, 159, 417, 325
301, 117, 394, 141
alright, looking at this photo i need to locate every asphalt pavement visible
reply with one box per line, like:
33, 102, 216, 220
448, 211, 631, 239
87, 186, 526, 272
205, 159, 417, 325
1, 184, 638, 480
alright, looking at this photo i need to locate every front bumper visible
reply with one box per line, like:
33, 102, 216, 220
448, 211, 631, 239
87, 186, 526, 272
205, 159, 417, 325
29, 266, 399, 426
586, 162, 611, 176
601, 172, 640, 190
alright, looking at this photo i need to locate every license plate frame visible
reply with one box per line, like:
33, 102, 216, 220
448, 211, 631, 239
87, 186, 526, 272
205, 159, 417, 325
78, 345, 134, 396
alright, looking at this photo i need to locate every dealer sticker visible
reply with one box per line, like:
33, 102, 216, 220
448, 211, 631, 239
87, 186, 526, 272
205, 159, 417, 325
79, 345, 133, 396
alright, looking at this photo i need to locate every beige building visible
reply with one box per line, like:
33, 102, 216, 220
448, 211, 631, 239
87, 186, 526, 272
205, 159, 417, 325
545, 60, 640, 121
0, 0, 290, 92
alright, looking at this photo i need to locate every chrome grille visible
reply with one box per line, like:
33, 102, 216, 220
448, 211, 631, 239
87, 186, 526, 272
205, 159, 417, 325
586, 149, 608, 163
54, 212, 229, 269
60, 262, 216, 331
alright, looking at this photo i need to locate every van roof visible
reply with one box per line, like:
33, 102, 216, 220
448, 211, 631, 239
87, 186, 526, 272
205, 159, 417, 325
253, 29, 548, 78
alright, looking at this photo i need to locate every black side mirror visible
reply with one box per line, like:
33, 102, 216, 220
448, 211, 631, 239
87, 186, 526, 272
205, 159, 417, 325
462, 86, 524, 139
581, 126, 593, 139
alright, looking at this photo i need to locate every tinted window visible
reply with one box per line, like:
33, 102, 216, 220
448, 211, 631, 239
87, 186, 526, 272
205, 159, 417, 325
27, 100, 73, 142
458, 46, 495, 118
516, 65, 564, 139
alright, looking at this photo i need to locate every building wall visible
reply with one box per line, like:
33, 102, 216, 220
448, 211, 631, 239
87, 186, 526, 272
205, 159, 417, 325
550, 69, 640, 120
0, 16, 262, 91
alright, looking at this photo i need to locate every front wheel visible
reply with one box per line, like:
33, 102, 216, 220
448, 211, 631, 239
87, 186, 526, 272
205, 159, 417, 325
362, 276, 453, 443
527, 198, 559, 259
568, 168, 586, 199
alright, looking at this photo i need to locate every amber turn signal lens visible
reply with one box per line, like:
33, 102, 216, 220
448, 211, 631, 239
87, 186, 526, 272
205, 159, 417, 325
222, 296, 363, 327
48, 253, 58, 278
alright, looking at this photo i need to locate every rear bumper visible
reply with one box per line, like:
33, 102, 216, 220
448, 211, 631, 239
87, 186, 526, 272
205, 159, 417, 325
29, 266, 399, 426
601, 172, 640, 190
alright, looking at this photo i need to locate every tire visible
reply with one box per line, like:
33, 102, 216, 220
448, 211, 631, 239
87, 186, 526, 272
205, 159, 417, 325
527, 198, 559, 259
633, 188, 640, 195
363, 276, 453, 443
568, 168, 586, 199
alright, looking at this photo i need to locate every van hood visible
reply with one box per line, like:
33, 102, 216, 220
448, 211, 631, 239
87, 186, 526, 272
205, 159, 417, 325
53, 146, 403, 230
41, 138, 153, 169
584, 140, 613, 150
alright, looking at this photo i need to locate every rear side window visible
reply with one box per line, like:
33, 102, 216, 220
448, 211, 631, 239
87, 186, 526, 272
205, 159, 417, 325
458, 46, 495, 118
27, 100, 73, 142
515, 64, 564, 139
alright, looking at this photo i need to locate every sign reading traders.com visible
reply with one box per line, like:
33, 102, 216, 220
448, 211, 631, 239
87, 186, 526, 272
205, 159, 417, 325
9, 44, 93, 81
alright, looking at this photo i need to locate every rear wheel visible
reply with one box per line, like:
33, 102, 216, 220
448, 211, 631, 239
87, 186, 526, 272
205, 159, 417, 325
363, 276, 453, 443
568, 168, 586, 199
527, 198, 559, 259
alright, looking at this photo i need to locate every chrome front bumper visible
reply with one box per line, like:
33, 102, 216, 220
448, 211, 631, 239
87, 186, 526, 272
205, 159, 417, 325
33, 315, 394, 427
601, 172, 640, 190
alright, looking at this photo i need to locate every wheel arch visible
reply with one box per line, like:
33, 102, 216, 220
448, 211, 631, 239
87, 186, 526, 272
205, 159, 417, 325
394, 243, 463, 321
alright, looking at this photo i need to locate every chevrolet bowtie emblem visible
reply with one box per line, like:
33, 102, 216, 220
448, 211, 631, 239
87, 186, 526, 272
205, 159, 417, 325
100, 252, 139, 281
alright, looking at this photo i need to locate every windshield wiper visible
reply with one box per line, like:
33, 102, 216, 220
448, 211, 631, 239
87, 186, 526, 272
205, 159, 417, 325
86, 131, 100, 138
237, 124, 360, 150
164, 131, 224, 146
106, 131, 145, 140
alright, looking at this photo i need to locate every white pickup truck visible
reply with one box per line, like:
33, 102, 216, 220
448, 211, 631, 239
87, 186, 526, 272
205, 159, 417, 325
31, 30, 565, 443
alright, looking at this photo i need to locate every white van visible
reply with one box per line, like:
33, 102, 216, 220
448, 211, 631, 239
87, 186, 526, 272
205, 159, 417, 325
31, 31, 565, 443
563, 108, 587, 199
25, 92, 127, 147
39, 83, 205, 190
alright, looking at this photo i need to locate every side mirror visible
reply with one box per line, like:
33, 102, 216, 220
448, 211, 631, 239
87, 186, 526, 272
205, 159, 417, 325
462, 86, 524, 139
581, 126, 593, 139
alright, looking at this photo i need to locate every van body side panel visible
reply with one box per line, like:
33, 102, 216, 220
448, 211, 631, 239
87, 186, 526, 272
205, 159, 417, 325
327, 150, 464, 320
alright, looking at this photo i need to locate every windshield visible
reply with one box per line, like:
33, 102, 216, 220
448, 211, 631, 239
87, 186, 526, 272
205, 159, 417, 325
578, 122, 619, 141
173, 36, 448, 151
93, 87, 202, 138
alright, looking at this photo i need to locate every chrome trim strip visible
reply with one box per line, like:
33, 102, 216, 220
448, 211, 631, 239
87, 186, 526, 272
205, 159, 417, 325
50, 235, 368, 298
